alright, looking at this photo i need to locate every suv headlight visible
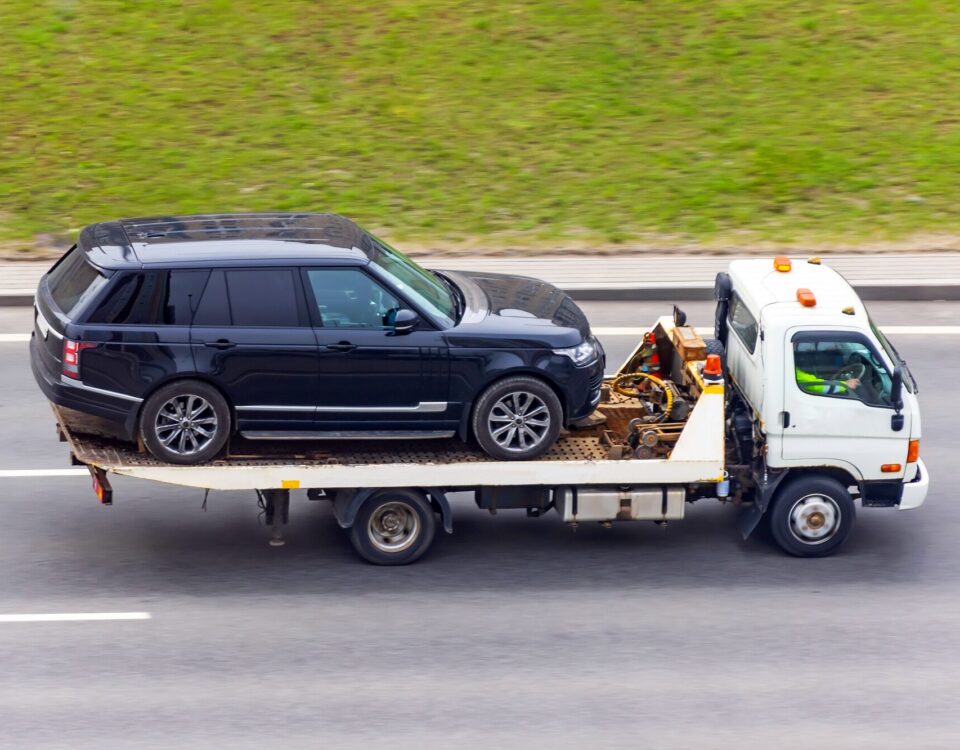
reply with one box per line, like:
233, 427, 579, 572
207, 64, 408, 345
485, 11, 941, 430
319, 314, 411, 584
554, 336, 598, 367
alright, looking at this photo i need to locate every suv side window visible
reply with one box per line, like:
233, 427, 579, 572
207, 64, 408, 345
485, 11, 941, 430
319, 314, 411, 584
194, 269, 304, 327
88, 270, 209, 325
793, 335, 893, 407
305, 268, 402, 329
727, 292, 759, 353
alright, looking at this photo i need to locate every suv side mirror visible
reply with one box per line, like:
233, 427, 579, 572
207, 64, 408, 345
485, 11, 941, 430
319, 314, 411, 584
393, 308, 420, 335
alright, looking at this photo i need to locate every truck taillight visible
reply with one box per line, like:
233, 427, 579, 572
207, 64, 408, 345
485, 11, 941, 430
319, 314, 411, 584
62, 339, 97, 379
907, 439, 920, 464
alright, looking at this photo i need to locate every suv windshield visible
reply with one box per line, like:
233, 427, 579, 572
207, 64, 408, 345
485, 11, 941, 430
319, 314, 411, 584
368, 236, 456, 327
46, 246, 109, 316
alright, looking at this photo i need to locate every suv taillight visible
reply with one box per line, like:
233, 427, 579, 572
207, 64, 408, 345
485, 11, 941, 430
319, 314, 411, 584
62, 339, 96, 379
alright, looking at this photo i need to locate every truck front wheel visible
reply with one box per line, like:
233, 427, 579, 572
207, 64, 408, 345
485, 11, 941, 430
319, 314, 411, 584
769, 476, 856, 557
349, 489, 437, 565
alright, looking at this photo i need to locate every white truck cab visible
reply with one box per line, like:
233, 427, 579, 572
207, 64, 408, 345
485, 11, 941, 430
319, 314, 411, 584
717, 256, 928, 554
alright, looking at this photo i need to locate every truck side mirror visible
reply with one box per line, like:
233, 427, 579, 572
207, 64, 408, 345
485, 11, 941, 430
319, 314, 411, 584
393, 308, 420, 335
891, 367, 904, 411
891, 366, 904, 431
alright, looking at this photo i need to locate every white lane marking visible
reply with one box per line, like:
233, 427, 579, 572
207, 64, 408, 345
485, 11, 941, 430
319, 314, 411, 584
0, 469, 89, 478
593, 326, 960, 336
0, 334, 29, 342
0, 612, 151, 623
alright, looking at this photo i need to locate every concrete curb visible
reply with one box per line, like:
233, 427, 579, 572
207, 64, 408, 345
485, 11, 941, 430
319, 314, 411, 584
4, 284, 960, 308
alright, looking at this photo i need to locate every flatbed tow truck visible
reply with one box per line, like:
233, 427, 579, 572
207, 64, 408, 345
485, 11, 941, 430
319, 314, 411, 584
52, 258, 929, 564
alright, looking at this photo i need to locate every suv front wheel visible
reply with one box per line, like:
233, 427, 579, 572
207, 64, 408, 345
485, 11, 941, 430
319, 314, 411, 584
140, 380, 231, 465
472, 375, 562, 460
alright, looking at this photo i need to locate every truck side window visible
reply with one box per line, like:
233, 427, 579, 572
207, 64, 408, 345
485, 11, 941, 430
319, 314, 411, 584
727, 293, 758, 353
793, 338, 893, 407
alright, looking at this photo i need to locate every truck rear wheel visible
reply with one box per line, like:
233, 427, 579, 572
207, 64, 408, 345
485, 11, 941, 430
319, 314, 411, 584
349, 489, 437, 565
769, 476, 855, 557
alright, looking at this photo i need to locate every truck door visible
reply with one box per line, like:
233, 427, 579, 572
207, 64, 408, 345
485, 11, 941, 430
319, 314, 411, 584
781, 328, 908, 481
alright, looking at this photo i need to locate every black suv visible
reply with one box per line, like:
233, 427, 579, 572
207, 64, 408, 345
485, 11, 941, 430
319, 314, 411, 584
31, 213, 604, 464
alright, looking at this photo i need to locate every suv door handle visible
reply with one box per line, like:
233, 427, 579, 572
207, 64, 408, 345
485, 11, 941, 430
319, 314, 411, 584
325, 342, 357, 352
781, 411, 791, 428
204, 339, 236, 350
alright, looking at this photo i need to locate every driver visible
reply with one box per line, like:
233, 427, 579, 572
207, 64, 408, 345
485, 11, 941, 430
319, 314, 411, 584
796, 366, 860, 396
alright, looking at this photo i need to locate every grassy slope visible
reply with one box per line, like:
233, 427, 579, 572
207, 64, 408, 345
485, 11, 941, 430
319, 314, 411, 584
1, 0, 959, 252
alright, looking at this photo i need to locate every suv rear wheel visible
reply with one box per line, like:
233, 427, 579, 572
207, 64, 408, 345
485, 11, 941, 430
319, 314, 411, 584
472, 375, 562, 460
140, 380, 230, 465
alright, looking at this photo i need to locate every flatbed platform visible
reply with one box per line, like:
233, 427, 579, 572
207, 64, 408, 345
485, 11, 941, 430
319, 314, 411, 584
55, 378, 725, 492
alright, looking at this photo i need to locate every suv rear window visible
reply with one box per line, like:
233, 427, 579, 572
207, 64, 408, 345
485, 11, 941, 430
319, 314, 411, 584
88, 270, 210, 326
47, 246, 108, 316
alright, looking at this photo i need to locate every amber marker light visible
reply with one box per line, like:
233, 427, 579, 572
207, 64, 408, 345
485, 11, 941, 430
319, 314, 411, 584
773, 256, 792, 272
907, 439, 920, 464
796, 288, 817, 307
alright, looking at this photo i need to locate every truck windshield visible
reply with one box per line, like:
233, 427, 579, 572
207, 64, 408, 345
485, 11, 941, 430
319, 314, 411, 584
46, 246, 109, 317
869, 316, 917, 393
367, 236, 456, 327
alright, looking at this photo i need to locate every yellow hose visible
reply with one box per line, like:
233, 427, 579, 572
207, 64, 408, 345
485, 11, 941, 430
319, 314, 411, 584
612, 371, 674, 420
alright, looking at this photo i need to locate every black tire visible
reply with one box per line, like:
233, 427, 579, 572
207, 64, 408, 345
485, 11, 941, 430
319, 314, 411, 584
472, 375, 563, 460
768, 475, 856, 557
714, 272, 732, 343
139, 380, 231, 465
349, 489, 437, 565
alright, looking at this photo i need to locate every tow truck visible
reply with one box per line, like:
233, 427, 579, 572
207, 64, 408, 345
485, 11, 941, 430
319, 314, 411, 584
52, 257, 928, 564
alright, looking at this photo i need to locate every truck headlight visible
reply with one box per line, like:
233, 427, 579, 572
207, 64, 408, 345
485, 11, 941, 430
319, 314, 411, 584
554, 337, 598, 367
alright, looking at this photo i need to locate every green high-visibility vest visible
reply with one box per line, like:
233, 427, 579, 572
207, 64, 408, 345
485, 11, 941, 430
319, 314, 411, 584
796, 368, 848, 395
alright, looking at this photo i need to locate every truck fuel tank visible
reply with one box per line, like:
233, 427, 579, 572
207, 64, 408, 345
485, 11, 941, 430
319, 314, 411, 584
555, 487, 685, 523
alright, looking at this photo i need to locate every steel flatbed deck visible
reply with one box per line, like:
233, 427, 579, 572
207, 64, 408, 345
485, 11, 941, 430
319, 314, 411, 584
57, 374, 724, 492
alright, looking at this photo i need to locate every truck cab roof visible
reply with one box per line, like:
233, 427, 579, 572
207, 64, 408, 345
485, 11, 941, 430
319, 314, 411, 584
77, 213, 373, 270
728, 257, 869, 332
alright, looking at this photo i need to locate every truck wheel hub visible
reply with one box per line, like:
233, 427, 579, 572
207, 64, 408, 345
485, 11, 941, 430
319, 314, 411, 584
788, 494, 840, 543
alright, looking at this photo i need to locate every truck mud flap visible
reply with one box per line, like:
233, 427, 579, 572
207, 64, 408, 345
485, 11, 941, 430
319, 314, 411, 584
737, 469, 788, 539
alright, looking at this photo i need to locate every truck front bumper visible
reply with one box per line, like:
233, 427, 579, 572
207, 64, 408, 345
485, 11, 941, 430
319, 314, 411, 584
899, 459, 929, 511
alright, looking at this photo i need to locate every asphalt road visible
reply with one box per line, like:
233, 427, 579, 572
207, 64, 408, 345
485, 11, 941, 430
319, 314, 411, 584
0, 302, 958, 749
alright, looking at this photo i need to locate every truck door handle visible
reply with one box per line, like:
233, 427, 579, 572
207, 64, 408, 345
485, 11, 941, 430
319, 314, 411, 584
781, 411, 791, 428
326, 342, 357, 352
204, 339, 236, 350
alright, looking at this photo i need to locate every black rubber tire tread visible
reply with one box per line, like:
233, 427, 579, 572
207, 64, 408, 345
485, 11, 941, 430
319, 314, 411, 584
349, 489, 437, 565
714, 272, 732, 343
139, 380, 231, 465
768, 475, 856, 558
471, 375, 563, 460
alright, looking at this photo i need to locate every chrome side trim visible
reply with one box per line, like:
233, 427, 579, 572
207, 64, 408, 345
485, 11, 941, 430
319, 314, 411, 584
240, 430, 456, 441
236, 402, 448, 414
59, 375, 143, 403
35, 306, 63, 340
235, 405, 315, 413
